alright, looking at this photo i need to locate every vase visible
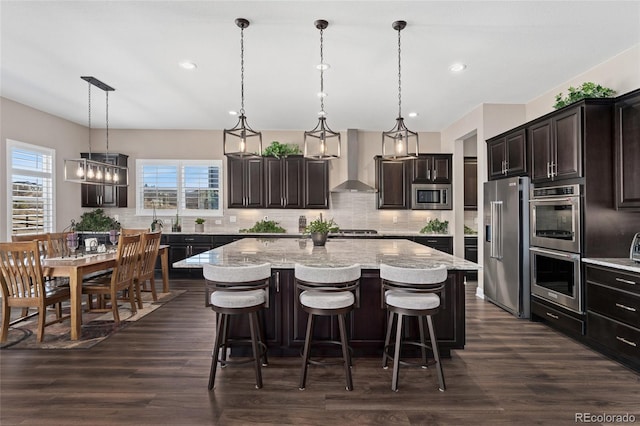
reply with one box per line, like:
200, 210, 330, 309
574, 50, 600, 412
311, 232, 328, 246
195, 223, 204, 233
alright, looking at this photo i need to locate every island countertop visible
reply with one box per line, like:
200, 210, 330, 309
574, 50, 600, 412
173, 237, 480, 270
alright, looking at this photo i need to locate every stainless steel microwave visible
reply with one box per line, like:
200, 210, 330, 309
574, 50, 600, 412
411, 183, 452, 210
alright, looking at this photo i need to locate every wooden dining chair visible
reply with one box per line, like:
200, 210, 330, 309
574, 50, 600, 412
47, 232, 71, 258
121, 228, 148, 236
82, 233, 142, 325
0, 241, 71, 343
133, 231, 162, 309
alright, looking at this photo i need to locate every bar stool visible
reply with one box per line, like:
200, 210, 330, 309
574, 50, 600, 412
295, 263, 361, 391
380, 263, 448, 392
203, 263, 271, 390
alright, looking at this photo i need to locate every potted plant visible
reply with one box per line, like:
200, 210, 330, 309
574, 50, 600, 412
553, 82, 616, 109
194, 218, 205, 233
305, 213, 339, 246
420, 218, 449, 234
262, 141, 301, 158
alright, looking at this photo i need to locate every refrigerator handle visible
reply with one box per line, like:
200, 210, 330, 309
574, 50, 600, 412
490, 201, 503, 259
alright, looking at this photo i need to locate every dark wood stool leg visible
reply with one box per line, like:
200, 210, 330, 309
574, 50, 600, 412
249, 311, 263, 389
392, 313, 404, 392
299, 313, 315, 390
426, 314, 445, 391
418, 315, 428, 367
209, 313, 225, 390
338, 313, 353, 391
382, 310, 395, 369
257, 309, 269, 367
220, 314, 230, 365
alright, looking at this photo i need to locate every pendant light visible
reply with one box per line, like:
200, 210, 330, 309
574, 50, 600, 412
223, 18, 262, 158
64, 76, 128, 186
304, 19, 341, 160
381, 20, 419, 160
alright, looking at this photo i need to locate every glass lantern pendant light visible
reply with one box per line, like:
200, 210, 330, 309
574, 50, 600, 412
223, 18, 262, 158
381, 20, 419, 160
64, 76, 128, 187
304, 19, 341, 160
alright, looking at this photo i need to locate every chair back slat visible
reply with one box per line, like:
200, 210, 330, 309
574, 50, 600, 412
138, 231, 162, 279
0, 241, 45, 301
112, 234, 143, 289
47, 232, 71, 258
121, 228, 148, 236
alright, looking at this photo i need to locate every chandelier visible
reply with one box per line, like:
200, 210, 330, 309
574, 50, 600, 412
303, 19, 341, 160
381, 20, 419, 160
64, 76, 128, 186
223, 18, 263, 158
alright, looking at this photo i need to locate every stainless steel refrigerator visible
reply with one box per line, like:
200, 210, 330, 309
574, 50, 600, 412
483, 176, 530, 318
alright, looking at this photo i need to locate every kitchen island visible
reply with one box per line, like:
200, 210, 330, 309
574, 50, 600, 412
175, 238, 479, 357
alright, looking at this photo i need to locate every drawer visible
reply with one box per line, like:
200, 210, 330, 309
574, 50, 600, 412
586, 265, 640, 295
587, 311, 640, 365
531, 298, 585, 335
165, 234, 213, 244
587, 283, 640, 328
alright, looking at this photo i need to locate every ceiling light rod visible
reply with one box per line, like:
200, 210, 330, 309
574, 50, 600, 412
223, 17, 263, 159
64, 76, 128, 187
304, 19, 341, 160
381, 20, 419, 160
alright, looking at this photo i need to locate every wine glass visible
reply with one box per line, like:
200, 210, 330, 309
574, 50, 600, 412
109, 230, 118, 252
66, 233, 79, 258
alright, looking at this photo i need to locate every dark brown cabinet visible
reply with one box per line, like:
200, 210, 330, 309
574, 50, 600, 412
464, 157, 477, 210
464, 236, 478, 280
375, 157, 409, 209
487, 129, 527, 180
227, 157, 264, 208
304, 159, 330, 209
585, 265, 640, 370
413, 154, 452, 183
264, 156, 304, 209
80, 153, 128, 207
412, 236, 453, 254
614, 89, 640, 209
529, 107, 582, 183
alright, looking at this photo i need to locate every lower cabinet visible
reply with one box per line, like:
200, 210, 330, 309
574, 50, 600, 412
230, 268, 466, 357
531, 296, 585, 336
464, 236, 478, 281
412, 236, 453, 254
585, 265, 640, 370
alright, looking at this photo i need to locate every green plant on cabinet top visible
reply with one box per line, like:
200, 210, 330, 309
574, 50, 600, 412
420, 218, 449, 234
554, 82, 616, 109
262, 141, 301, 158
240, 219, 287, 233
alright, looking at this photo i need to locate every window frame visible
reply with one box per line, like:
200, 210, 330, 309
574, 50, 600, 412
6, 139, 56, 236
135, 159, 223, 217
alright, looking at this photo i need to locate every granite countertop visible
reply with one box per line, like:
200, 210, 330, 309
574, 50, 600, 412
173, 237, 480, 270
582, 257, 640, 274
161, 231, 454, 237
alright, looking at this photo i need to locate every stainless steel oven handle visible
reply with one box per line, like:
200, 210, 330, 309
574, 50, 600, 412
529, 246, 580, 260
528, 197, 573, 203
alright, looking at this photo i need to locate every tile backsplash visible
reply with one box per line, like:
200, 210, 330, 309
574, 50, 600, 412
100, 192, 468, 234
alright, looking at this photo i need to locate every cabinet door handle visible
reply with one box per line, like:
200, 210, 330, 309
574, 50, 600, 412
616, 336, 637, 347
545, 312, 559, 320
615, 303, 637, 312
504, 161, 509, 173
615, 277, 636, 285
275, 271, 280, 293
433, 169, 437, 180
551, 162, 557, 177
546, 162, 551, 178
501, 160, 506, 174
427, 169, 431, 180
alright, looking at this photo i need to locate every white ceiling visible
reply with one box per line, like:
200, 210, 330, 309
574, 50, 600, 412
1, 1, 639, 132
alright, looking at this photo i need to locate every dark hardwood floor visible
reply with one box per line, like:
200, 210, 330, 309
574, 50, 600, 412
1, 278, 639, 425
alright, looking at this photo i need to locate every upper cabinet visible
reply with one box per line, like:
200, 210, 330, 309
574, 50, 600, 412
303, 159, 330, 209
614, 89, 640, 210
227, 157, 264, 208
264, 156, 304, 209
529, 107, 582, 183
487, 129, 527, 180
413, 154, 452, 183
464, 157, 478, 210
375, 156, 409, 209
80, 153, 128, 208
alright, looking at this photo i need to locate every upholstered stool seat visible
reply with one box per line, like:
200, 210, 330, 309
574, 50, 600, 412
295, 263, 361, 391
380, 263, 448, 392
203, 262, 271, 391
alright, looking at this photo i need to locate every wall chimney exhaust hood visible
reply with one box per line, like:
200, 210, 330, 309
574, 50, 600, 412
331, 129, 377, 193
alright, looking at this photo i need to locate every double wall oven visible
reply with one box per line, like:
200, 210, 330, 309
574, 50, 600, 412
529, 184, 583, 313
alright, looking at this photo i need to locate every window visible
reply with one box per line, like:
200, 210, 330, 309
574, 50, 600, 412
6, 140, 55, 235
136, 159, 223, 216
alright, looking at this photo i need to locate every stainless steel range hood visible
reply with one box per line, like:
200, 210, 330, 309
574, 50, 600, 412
331, 129, 377, 193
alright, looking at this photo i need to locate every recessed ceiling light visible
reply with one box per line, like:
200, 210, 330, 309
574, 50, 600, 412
316, 63, 331, 71
229, 110, 238, 116
408, 112, 418, 118
449, 63, 467, 73
179, 61, 197, 70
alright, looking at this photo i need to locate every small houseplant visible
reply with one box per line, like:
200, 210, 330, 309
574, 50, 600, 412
240, 219, 287, 233
553, 82, 616, 109
305, 213, 339, 246
75, 208, 121, 232
194, 218, 205, 233
420, 218, 449, 234
262, 141, 301, 158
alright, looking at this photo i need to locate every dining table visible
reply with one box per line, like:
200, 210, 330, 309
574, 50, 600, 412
42, 244, 169, 340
